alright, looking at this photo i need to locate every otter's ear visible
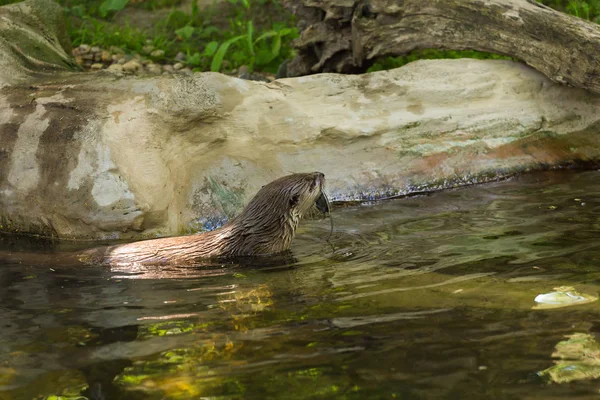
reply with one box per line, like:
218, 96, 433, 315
290, 195, 299, 207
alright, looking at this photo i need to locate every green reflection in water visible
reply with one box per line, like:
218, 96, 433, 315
539, 333, 600, 383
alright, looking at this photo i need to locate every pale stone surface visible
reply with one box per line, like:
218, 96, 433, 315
2, 59, 600, 240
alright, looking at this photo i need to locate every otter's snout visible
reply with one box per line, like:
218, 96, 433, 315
314, 172, 325, 186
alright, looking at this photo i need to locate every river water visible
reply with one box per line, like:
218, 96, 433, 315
2, 170, 600, 399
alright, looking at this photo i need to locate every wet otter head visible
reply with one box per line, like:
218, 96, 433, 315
223, 171, 328, 256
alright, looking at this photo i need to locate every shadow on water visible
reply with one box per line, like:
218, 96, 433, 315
2, 170, 600, 399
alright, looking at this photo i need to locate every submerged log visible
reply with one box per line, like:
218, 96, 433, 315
285, 0, 600, 95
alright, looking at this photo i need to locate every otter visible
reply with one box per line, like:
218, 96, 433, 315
69, 171, 329, 267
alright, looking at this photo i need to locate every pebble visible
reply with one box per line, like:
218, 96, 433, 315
146, 64, 162, 75
142, 45, 155, 55
122, 60, 141, 73
107, 64, 124, 73
71, 44, 255, 77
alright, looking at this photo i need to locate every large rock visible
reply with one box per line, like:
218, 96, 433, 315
1, 0, 600, 240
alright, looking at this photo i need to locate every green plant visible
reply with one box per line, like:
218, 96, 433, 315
186, 41, 218, 69
175, 25, 194, 40
211, 34, 246, 71
55, 0, 299, 73
539, 0, 600, 20
209, 19, 294, 72
70, 16, 150, 51
98, 0, 128, 18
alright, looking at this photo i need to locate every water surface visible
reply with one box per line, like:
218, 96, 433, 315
2, 170, 600, 399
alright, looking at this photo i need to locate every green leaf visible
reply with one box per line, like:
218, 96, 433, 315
278, 28, 292, 36
175, 26, 194, 40
231, 50, 247, 64
69, 5, 85, 17
253, 30, 278, 44
199, 25, 220, 39
211, 35, 246, 72
203, 41, 218, 57
247, 21, 255, 56
272, 33, 281, 57
191, 0, 199, 19
255, 48, 274, 66
99, 0, 129, 17
187, 52, 201, 66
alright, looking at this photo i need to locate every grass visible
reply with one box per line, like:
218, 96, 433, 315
64, 0, 298, 73
540, 0, 600, 21
0, 0, 598, 74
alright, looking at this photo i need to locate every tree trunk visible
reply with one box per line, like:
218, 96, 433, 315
285, 0, 600, 95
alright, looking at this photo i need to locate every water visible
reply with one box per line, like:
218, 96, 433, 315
2, 170, 600, 400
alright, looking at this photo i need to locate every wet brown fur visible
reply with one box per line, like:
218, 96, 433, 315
82, 172, 326, 266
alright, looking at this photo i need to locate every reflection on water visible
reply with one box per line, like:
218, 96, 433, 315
538, 333, 600, 384
2, 170, 600, 399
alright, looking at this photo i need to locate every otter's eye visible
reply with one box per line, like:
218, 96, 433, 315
290, 195, 299, 207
